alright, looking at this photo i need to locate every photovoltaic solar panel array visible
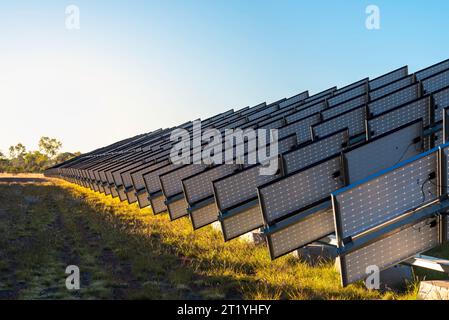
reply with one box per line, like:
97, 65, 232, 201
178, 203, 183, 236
46, 59, 449, 287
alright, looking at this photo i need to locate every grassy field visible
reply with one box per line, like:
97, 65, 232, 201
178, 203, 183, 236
0, 175, 447, 300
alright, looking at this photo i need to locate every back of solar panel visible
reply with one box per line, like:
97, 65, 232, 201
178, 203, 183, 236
261, 120, 424, 259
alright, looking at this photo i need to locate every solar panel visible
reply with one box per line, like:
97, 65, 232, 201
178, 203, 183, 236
131, 160, 170, 193
188, 201, 217, 229
282, 129, 348, 175
183, 165, 240, 206
367, 97, 432, 138
214, 161, 283, 213
136, 189, 151, 208
143, 164, 179, 194
184, 134, 297, 230
368, 83, 420, 117
416, 59, 449, 81
328, 84, 367, 107
433, 86, 449, 122
166, 196, 189, 220
343, 120, 423, 185
334, 79, 368, 95
422, 69, 449, 94
312, 105, 366, 139
160, 164, 208, 199
279, 91, 309, 108
220, 203, 262, 241
304, 87, 336, 103
247, 104, 279, 121
435, 130, 444, 147
369, 66, 408, 90
265, 205, 334, 259
332, 149, 438, 243
279, 113, 321, 143
285, 102, 326, 123
321, 94, 367, 120
259, 155, 343, 225
339, 216, 439, 286
150, 193, 167, 214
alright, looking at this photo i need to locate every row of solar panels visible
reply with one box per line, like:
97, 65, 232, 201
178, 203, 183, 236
46, 58, 449, 287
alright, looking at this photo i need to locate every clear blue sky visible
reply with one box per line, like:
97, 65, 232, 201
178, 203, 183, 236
1, 0, 448, 154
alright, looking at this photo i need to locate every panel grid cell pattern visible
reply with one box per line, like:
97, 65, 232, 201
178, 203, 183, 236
433, 87, 449, 122
335, 152, 438, 240
160, 164, 207, 198
151, 194, 167, 214
342, 219, 439, 285
221, 205, 262, 240
345, 121, 422, 184
137, 191, 150, 208
279, 92, 308, 108
214, 165, 282, 211
261, 157, 343, 224
183, 165, 239, 205
422, 69, 449, 94
328, 85, 366, 107
312, 107, 366, 139
143, 164, 178, 193
131, 161, 170, 191
190, 202, 218, 229
279, 114, 320, 143
168, 198, 188, 220
369, 67, 408, 90
283, 130, 347, 174
268, 208, 334, 258
286, 104, 325, 124
247, 105, 279, 121
368, 84, 419, 116
368, 98, 430, 138
416, 60, 449, 80
322, 95, 366, 120
369, 76, 414, 100
434, 130, 443, 147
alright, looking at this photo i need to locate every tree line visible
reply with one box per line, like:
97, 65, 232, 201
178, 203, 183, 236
0, 137, 80, 173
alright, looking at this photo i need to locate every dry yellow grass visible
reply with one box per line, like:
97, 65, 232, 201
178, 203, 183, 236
1, 176, 443, 299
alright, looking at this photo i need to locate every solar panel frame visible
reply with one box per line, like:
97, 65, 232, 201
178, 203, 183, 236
422, 69, 449, 94
311, 105, 367, 139
415, 59, 449, 81
279, 113, 321, 143
342, 119, 424, 185
279, 91, 309, 108
334, 78, 368, 95
332, 147, 439, 244
367, 96, 433, 139
367, 82, 421, 117
285, 103, 326, 124
258, 154, 344, 225
432, 85, 449, 123
328, 83, 368, 107
339, 215, 440, 286
321, 94, 367, 120
369, 66, 408, 90
282, 128, 349, 175
265, 203, 335, 259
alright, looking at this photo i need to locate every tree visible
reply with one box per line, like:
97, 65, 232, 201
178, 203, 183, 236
39, 137, 62, 159
23, 151, 49, 173
55, 151, 81, 164
9, 143, 26, 159
0, 151, 10, 173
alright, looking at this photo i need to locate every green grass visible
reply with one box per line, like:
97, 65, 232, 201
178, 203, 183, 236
1, 178, 448, 300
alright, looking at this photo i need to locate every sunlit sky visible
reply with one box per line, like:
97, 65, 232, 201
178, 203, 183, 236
1, 0, 449, 154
